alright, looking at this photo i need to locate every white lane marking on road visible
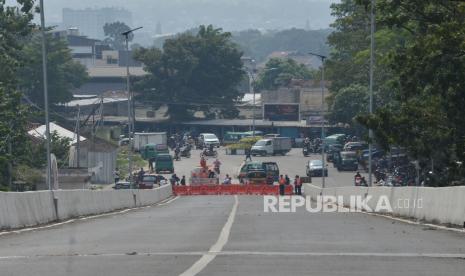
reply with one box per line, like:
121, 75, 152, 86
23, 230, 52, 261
1, 251, 465, 260
158, 196, 180, 206
0, 196, 177, 237
179, 195, 239, 276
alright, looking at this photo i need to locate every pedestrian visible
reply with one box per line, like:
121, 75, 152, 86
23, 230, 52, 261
170, 174, 180, 185
148, 157, 155, 172
114, 168, 120, 184
278, 175, 286, 196
138, 167, 145, 183
208, 170, 215, 179
180, 175, 186, 186
245, 147, 252, 162
294, 175, 303, 195
222, 174, 232, 185
200, 156, 207, 169
285, 174, 290, 185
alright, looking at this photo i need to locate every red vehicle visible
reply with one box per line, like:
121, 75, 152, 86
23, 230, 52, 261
138, 174, 158, 189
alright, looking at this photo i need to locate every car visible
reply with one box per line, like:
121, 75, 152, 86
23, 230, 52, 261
114, 181, 131, 190
343, 141, 368, 152
306, 159, 328, 177
237, 161, 279, 183
326, 144, 343, 162
139, 174, 158, 189
336, 151, 359, 171
198, 133, 220, 148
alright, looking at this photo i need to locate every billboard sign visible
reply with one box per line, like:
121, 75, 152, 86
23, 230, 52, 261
263, 104, 300, 121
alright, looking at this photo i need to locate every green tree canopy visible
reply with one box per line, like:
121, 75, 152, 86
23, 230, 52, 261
134, 25, 244, 121
254, 58, 317, 91
0, 0, 35, 187
103, 21, 133, 50
18, 32, 88, 105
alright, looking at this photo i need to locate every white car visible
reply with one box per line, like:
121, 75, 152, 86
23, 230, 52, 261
199, 133, 220, 148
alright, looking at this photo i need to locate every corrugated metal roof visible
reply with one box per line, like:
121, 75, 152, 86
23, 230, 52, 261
64, 97, 128, 107
182, 119, 313, 128
28, 122, 87, 144
87, 66, 148, 78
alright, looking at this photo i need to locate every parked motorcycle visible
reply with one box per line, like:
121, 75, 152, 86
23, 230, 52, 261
303, 146, 310, 157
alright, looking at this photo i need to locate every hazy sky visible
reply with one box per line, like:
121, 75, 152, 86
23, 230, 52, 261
37, 0, 338, 33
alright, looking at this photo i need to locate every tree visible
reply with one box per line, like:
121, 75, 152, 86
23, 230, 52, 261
103, 21, 132, 50
255, 58, 317, 91
18, 33, 88, 105
328, 84, 368, 126
134, 25, 244, 121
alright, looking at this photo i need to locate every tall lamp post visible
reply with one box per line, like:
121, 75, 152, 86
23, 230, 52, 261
39, 0, 52, 190
247, 60, 257, 137
122, 26, 142, 187
308, 52, 327, 189
368, 0, 375, 186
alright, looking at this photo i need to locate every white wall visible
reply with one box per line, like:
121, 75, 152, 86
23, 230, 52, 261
0, 185, 172, 230
304, 184, 465, 227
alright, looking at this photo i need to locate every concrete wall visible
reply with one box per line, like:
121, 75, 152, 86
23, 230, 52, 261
0, 185, 172, 230
304, 184, 465, 227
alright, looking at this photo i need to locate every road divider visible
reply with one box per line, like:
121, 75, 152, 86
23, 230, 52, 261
304, 184, 465, 227
0, 185, 172, 231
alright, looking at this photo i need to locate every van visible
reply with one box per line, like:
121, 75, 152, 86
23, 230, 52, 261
154, 154, 174, 174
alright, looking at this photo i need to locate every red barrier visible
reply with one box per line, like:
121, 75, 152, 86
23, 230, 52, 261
173, 186, 189, 196
284, 185, 293, 195
247, 185, 265, 195
202, 185, 220, 195
173, 184, 294, 196
189, 186, 202, 195
263, 185, 279, 195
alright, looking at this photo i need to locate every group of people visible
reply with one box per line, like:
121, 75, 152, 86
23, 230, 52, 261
278, 174, 303, 195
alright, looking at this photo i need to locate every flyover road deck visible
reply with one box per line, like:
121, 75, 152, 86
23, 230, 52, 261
1, 194, 464, 275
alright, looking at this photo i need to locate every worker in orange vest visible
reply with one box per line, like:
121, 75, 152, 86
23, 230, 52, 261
278, 175, 286, 196
294, 175, 303, 195
200, 156, 207, 169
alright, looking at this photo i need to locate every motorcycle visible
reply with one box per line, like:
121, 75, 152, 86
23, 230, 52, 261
201, 148, 218, 158
302, 146, 310, 157
174, 149, 181, 161
180, 145, 191, 158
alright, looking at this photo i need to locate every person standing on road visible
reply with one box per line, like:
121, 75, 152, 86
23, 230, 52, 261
245, 147, 252, 162
180, 175, 186, 186
114, 168, 120, 184
294, 175, 303, 195
285, 174, 290, 185
279, 175, 286, 196
200, 156, 207, 169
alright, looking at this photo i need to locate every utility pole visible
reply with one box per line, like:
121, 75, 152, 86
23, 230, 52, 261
308, 52, 327, 189
368, 0, 376, 186
76, 105, 81, 168
40, 0, 52, 190
122, 27, 142, 187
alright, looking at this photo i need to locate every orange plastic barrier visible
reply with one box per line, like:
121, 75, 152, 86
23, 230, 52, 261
202, 185, 220, 195
173, 186, 189, 196
172, 184, 294, 196
284, 185, 293, 195
189, 186, 202, 195
263, 185, 279, 195
247, 185, 265, 195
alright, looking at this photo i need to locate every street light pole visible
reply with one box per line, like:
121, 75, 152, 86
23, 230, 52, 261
39, 0, 52, 190
122, 27, 142, 187
308, 52, 327, 189
368, 0, 376, 186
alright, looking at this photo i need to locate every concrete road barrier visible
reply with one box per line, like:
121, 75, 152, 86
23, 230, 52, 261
1, 187, 173, 230
311, 185, 465, 227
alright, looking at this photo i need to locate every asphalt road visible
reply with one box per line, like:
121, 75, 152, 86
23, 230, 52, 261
171, 147, 367, 187
1, 195, 465, 275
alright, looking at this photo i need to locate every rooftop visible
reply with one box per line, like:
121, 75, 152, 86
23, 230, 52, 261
87, 66, 148, 78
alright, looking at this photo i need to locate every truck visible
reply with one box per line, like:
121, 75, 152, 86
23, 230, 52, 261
133, 132, 167, 151
251, 137, 292, 156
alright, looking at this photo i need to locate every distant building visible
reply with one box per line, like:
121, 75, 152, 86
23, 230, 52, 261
62, 7, 133, 40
